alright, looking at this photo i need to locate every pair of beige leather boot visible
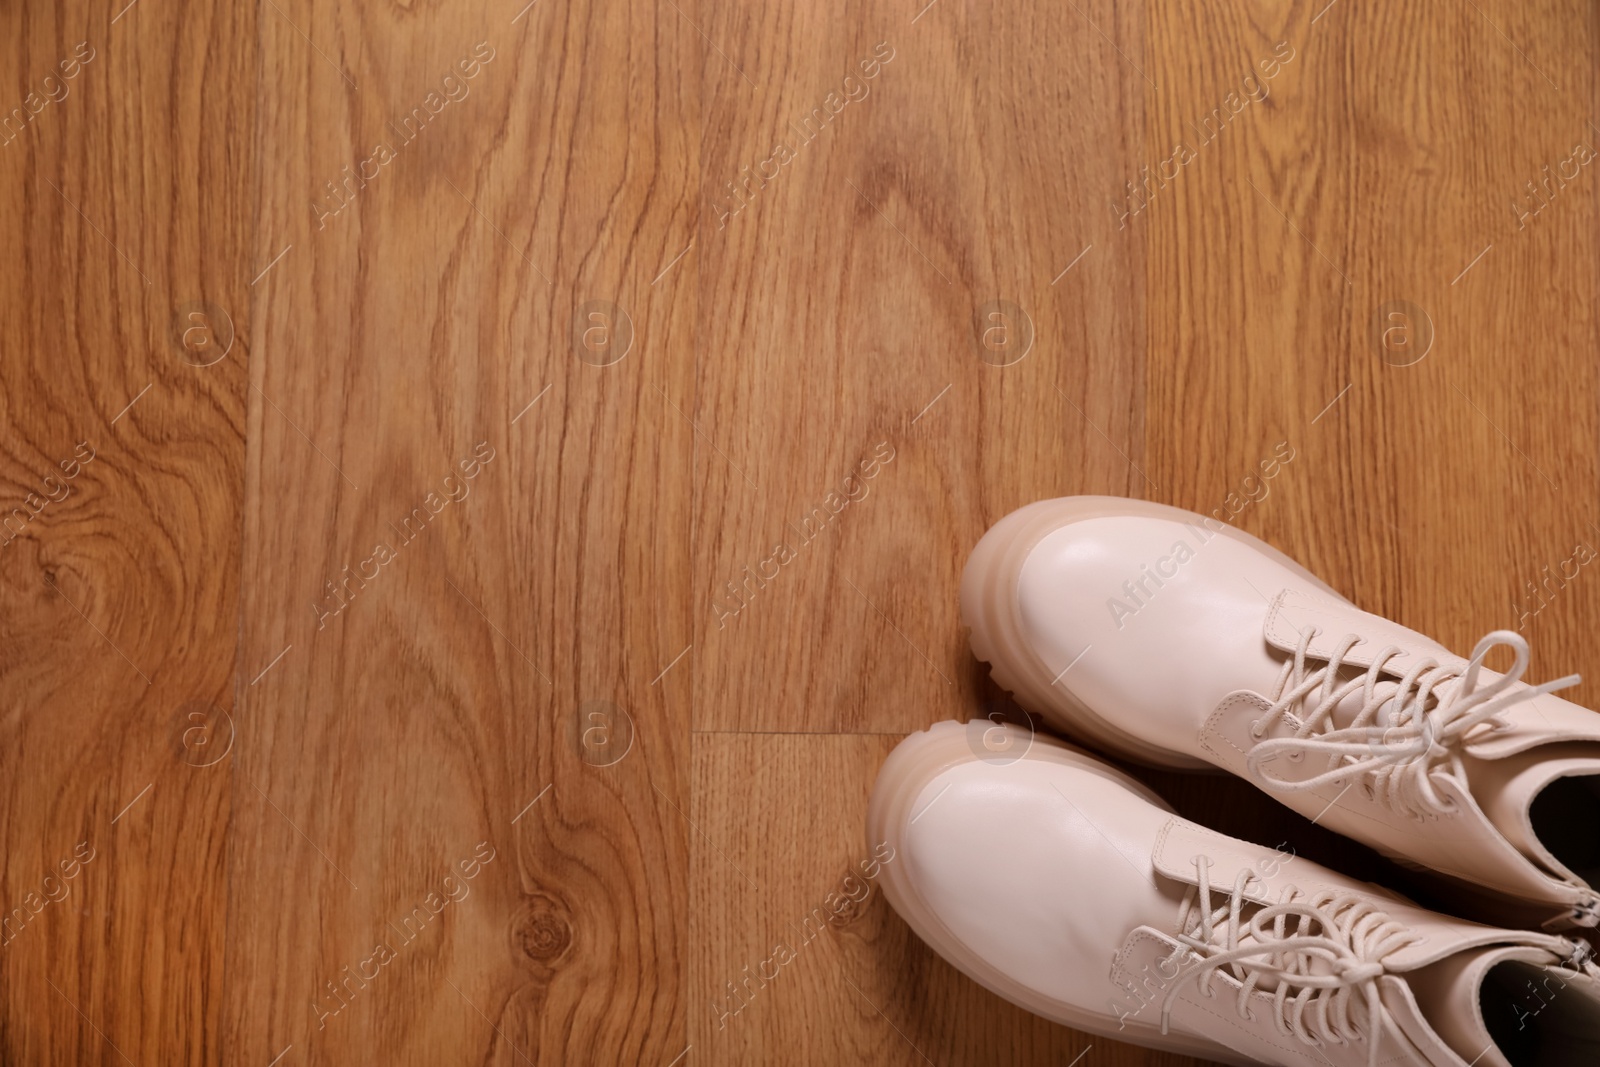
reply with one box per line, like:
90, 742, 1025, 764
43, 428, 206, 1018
868, 498, 1600, 1066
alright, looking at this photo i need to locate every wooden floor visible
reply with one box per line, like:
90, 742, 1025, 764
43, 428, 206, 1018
3, 0, 1598, 1063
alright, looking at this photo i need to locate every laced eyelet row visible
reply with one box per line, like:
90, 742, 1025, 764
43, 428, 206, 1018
1163, 856, 1420, 1067
1243, 625, 1581, 821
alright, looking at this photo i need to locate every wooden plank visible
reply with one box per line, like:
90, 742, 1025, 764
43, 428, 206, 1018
228, 0, 695, 1062
0, 1, 254, 1063
1143, 0, 1600, 696
692, 0, 1150, 737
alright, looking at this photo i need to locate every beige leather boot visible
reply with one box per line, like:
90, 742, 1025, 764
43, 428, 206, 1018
868, 722, 1600, 1066
961, 497, 1600, 933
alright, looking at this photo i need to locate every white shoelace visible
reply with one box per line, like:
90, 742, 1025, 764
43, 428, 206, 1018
1161, 858, 1419, 1067
1244, 628, 1580, 819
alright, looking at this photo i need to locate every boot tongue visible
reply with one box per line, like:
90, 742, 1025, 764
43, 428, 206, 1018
1319, 669, 1412, 731
1182, 900, 1313, 992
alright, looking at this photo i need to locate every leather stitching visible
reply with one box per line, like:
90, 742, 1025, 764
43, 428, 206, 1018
1266, 592, 1463, 676
1152, 817, 1175, 866
1198, 692, 1263, 764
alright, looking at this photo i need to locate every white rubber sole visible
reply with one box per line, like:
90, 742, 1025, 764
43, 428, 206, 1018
959, 496, 1352, 770
865, 721, 1257, 1065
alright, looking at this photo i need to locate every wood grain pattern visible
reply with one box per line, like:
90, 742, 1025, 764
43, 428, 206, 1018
229, 0, 695, 1063
692, 0, 1148, 737
0, 2, 254, 1064
3, 0, 1599, 1063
